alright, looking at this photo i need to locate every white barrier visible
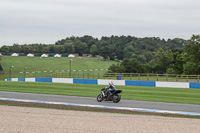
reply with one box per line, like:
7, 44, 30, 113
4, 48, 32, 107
98, 79, 125, 86
5, 78, 200, 89
156, 81, 189, 88
52, 78, 73, 84
25, 78, 35, 82
12, 78, 18, 81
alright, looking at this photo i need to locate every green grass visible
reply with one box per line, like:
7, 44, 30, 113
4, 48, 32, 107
0, 56, 118, 80
1, 81, 200, 105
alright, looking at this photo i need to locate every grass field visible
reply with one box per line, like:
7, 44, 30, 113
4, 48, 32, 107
0, 56, 118, 80
1, 81, 200, 105
1, 56, 200, 82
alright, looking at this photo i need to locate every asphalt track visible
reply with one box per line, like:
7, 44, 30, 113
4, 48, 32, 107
0, 91, 200, 115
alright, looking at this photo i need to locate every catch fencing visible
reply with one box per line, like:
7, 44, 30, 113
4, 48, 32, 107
16, 71, 200, 83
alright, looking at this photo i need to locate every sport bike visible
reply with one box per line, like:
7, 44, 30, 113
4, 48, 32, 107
97, 88, 122, 103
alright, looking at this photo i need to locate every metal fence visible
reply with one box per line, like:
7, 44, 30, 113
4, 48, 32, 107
17, 72, 200, 83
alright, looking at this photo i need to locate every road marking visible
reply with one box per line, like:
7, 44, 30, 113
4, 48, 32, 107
0, 98, 199, 116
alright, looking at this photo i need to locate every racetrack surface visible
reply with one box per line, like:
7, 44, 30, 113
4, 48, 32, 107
0, 91, 200, 114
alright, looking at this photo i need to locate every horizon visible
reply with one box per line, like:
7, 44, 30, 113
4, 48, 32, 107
0, 34, 190, 47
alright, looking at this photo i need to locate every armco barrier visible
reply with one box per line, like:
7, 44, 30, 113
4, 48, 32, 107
73, 79, 98, 85
26, 78, 35, 82
125, 80, 155, 87
156, 81, 189, 88
18, 78, 25, 82
4, 78, 200, 89
35, 78, 52, 82
52, 78, 73, 84
190, 83, 200, 88
98, 79, 125, 86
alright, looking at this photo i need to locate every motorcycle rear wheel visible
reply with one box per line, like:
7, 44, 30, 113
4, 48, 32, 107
97, 94, 103, 102
113, 94, 121, 103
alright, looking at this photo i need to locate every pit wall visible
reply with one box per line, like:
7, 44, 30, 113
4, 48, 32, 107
5, 78, 200, 89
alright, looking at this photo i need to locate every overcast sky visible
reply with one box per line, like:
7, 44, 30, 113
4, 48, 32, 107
0, 0, 200, 47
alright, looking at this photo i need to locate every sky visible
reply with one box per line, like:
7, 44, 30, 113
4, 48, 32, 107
0, 0, 200, 47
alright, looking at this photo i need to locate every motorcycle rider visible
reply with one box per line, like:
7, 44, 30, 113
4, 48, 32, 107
105, 81, 116, 99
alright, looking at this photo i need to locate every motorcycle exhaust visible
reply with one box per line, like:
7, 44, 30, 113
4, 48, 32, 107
101, 91, 105, 97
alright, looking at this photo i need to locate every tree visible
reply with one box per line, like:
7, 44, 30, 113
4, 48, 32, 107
182, 35, 200, 74
0, 45, 10, 53
74, 41, 88, 56
108, 58, 146, 73
10, 44, 21, 53
184, 35, 200, 63
54, 45, 65, 53
108, 64, 125, 73
90, 45, 98, 57
49, 45, 55, 53
123, 45, 135, 58
99, 46, 110, 60
150, 48, 174, 73
21, 45, 31, 54
64, 42, 75, 54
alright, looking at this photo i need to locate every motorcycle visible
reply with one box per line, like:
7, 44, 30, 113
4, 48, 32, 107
97, 88, 122, 103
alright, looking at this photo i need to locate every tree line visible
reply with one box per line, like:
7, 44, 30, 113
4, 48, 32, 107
108, 35, 200, 75
1, 35, 200, 75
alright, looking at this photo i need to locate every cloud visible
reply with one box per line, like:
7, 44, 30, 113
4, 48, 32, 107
0, 0, 200, 46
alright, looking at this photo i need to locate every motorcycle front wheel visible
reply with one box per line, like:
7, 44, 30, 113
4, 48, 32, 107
97, 94, 103, 102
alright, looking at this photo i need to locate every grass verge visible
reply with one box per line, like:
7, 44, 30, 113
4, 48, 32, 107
1, 81, 200, 104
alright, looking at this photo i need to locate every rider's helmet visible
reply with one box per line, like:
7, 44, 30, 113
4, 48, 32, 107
109, 81, 113, 85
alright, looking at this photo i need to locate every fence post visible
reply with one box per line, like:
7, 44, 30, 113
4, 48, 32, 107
166, 74, 168, 81
147, 73, 149, 81
176, 74, 178, 82
187, 75, 188, 82
156, 74, 158, 81
138, 73, 140, 80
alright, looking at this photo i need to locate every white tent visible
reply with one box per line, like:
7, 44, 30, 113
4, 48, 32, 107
11, 53, 19, 57
27, 53, 34, 57
54, 54, 61, 58
68, 54, 75, 58
0, 53, 2, 56
40, 54, 48, 58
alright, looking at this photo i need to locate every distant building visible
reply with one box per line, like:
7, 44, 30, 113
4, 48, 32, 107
27, 53, 34, 57
54, 54, 62, 58
40, 54, 48, 58
11, 53, 19, 57
68, 54, 75, 58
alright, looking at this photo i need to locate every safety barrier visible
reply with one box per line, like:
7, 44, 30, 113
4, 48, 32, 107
5, 78, 200, 89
